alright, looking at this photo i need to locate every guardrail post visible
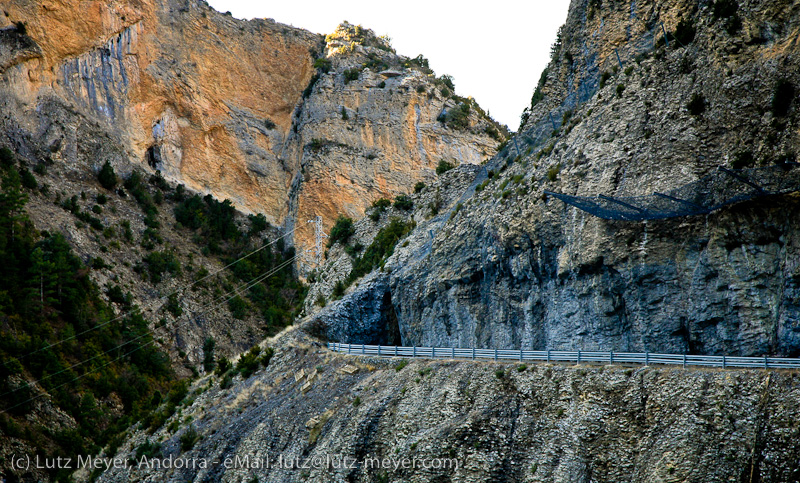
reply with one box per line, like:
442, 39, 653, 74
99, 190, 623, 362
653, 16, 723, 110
520, 349, 523, 362
494, 349, 498, 361
577, 350, 581, 365
610, 351, 613, 364
722, 355, 726, 369
348, 344, 351, 354
395, 345, 398, 357
472, 347, 475, 360
362, 344, 365, 355
764, 356, 768, 369
645, 352, 649, 366
432, 347, 435, 359
452, 347, 455, 359
413, 346, 416, 358
683, 354, 686, 369
378, 345, 381, 356
547, 350, 551, 363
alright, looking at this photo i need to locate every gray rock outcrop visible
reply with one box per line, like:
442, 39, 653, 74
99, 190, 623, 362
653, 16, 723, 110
311, 0, 800, 357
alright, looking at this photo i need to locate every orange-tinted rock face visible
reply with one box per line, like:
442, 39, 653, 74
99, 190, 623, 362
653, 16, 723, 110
2, 0, 320, 221
1, 6, 501, 262
287, 64, 501, 258
285, 24, 503, 259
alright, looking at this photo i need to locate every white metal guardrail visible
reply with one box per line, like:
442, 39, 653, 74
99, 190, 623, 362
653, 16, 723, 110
327, 343, 800, 370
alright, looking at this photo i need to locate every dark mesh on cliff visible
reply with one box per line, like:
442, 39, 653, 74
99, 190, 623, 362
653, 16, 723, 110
546, 163, 800, 221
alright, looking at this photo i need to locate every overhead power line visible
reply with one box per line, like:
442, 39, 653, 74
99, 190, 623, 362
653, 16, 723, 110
0, 255, 297, 413
0, 227, 296, 372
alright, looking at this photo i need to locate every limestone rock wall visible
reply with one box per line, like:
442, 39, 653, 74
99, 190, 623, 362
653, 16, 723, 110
310, 0, 800, 357
0, 0, 321, 225
285, 25, 502, 255
0, 6, 502, 259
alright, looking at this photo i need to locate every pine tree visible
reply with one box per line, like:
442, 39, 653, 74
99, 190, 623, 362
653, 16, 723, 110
203, 337, 216, 372
29, 247, 58, 313
0, 167, 28, 242
0, 146, 14, 169
98, 161, 118, 190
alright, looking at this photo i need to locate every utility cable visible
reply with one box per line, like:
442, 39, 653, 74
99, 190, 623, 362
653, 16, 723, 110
0, 255, 297, 413
0, 227, 295, 371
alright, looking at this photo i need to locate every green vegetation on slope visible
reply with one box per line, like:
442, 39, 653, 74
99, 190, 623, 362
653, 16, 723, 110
347, 218, 414, 285
173, 190, 306, 334
0, 141, 309, 480
0, 156, 177, 482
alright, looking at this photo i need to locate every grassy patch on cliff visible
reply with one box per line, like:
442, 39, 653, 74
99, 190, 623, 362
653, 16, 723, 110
345, 218, 414, 286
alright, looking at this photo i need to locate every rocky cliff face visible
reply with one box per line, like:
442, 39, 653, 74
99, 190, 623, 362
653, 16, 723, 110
63, 1, 800, 482
0, 6, 507, 480
0, 0, 319, 222
0, 7, 502, 259
310, 0, 800, 357
286, 22, 503, 254
0, 0, 321, 365
0, 0, 506, 369
94, 329, 800, 483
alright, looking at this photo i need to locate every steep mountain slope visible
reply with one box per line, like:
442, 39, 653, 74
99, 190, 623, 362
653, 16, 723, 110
0, 0, 319, 222
312, 0, 800, 357
4, 0, 800, 481
97, 329, 800, 483
0, 0, 503, 365
0, 3, 505, 481
0, 147, 307, 482
77, 1, 800, 482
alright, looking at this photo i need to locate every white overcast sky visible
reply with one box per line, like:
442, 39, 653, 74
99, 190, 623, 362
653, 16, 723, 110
206, 1, 572, 130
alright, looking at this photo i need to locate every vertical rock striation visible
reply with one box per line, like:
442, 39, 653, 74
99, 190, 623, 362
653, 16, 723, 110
0, 6, 502, 258
310, 0, 800, 357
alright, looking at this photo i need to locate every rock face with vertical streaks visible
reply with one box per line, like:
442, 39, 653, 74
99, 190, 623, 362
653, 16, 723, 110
0, 7, 503, 257
0, 0, 320, 224
307, 0, 800, 357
